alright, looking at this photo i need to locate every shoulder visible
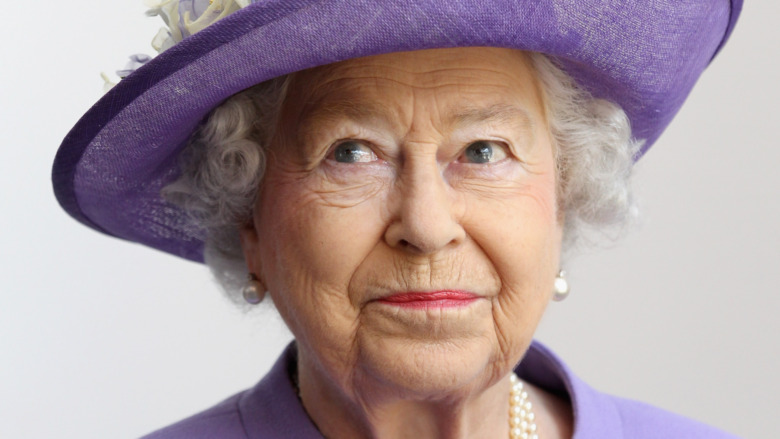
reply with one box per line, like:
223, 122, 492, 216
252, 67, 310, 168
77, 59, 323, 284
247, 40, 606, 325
139, 343, 321, 439
608, 395, 740, 439
518, 342, 740, 439
139, 391, 248, 439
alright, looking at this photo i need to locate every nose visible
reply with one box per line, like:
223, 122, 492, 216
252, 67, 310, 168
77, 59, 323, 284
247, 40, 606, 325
384, 154, 465, 254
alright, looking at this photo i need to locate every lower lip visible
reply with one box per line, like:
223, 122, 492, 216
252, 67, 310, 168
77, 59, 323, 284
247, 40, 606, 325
377, 292, 479, 309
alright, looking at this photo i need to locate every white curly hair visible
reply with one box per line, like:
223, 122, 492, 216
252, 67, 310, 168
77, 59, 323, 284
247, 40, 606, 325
162, 52, 642, 305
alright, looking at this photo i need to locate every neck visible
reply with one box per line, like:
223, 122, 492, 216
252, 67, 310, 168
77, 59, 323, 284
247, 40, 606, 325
297, 355, 514, 439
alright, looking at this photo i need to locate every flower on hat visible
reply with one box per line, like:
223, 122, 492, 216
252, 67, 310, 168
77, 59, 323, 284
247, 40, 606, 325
102, 0, 251, 91
145, 0, 252, 53
102, 54, 154, 92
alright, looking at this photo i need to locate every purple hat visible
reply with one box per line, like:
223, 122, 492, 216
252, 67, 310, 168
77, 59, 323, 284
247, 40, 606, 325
52, 0, 743, 262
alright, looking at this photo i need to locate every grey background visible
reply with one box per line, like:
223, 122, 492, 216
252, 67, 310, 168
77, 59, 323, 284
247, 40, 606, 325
1, 2, 777, 438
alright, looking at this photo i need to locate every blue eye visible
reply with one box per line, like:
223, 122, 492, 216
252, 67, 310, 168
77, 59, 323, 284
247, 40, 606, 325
331, 141, 377, 163
461, 141, 508, 164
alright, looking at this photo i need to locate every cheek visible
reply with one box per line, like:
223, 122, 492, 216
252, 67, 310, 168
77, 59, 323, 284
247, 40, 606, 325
254, 170, 397, 385
462, 167, 560, 253
461, 169, 561, 313
254, 169, 391, 318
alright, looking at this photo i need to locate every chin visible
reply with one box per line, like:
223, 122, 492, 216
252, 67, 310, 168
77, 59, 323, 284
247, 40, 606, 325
354, 331, 504, 399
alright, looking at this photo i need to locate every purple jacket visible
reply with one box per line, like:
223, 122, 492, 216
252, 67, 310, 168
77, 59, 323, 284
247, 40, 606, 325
141, 342, 739, 438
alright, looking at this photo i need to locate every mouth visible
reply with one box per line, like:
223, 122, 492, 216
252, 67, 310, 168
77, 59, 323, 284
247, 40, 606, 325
376, 291, 479, 310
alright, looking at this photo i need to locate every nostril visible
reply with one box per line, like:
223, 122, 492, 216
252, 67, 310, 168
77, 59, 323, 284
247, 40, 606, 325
398, 238, 422, 253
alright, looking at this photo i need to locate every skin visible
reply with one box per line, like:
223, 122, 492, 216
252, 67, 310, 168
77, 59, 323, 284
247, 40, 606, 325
241, 47, 572, 438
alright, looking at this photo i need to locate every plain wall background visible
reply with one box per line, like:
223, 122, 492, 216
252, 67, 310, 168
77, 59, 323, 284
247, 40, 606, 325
1, 1, 777, 438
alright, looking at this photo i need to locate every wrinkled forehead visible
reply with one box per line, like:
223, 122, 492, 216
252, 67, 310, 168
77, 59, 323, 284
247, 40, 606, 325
283, 47, 546, 129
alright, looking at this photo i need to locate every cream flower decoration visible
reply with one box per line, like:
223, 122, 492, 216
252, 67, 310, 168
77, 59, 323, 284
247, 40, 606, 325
145, 0, 252, 53
102, 54, 153, 92
103, 0, 251, 91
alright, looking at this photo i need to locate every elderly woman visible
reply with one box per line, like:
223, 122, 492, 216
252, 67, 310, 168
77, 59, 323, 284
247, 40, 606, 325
52, 0, 742, 438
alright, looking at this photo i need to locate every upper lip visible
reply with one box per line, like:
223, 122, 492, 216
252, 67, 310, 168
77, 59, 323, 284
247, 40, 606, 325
377, 291, 480, 302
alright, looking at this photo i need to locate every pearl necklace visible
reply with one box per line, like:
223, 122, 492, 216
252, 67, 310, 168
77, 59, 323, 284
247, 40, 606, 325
509, 373, 539, 439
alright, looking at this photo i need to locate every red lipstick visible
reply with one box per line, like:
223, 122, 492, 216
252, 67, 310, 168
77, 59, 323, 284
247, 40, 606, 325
377, 291, 478, 309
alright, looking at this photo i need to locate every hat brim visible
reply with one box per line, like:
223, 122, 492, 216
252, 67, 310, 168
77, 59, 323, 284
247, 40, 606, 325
52, 0, 742, 262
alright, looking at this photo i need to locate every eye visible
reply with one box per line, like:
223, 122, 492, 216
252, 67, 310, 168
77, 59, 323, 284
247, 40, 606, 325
329, 140, 378, 163
459, 140, 508, 164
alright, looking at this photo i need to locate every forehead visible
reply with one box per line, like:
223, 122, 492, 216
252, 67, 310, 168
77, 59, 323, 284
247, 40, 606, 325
284, 47, 546, 126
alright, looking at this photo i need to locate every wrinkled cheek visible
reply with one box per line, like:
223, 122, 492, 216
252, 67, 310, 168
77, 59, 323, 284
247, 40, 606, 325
256, 174, 390, 311
461, 184, 562, 345
258, 196, 335, 297
255, 181, 380, 379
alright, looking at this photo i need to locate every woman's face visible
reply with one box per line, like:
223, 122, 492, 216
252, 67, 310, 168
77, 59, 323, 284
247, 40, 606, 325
242, 47, 562, 400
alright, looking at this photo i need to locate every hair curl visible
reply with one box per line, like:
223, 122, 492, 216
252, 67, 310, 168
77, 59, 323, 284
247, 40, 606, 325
163, 53, 641, 304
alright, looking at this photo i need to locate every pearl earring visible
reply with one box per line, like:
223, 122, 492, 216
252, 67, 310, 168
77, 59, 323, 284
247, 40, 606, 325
242, 273, 266, 304
552, 270, 570, 302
